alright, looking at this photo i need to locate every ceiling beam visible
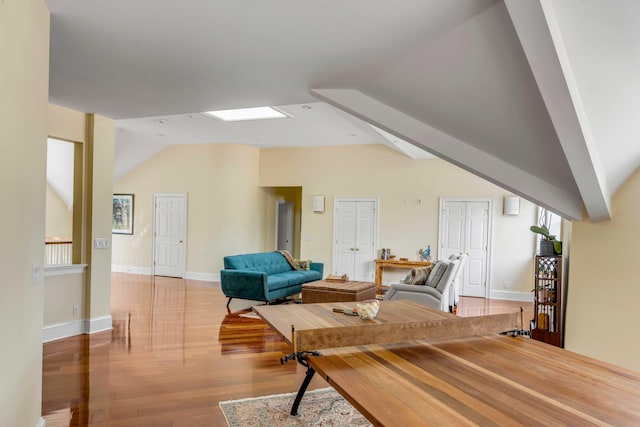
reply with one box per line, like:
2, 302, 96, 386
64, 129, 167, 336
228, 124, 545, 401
311, 88, 584, 220
505, 0, 611, 222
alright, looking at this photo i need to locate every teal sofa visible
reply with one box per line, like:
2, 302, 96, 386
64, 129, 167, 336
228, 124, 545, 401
220, 251, 323, 307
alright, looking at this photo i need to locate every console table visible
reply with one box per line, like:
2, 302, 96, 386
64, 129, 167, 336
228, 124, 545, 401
374, 259, 431, 290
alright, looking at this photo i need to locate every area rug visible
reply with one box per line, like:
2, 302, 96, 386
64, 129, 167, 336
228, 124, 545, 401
219, 387, 372, 427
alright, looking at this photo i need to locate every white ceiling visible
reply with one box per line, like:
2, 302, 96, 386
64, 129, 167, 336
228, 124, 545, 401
46, 0, 640, 221
113, 102, 433, 179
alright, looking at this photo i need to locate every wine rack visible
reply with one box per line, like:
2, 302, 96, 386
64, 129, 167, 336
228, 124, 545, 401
531, 255, 563, 347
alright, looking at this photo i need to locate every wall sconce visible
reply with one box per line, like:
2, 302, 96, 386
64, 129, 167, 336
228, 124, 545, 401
312, 195, 325, 213
503, 196, 520, 216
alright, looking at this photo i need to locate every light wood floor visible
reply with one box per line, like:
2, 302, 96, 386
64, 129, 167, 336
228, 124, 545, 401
42, 273, 533, 426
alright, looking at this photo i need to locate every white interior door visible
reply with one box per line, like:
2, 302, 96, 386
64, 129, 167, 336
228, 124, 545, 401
153, 193, 187, 278
354, 201, 376, 281
440, 199, 491, 298
333, 199, 378, 281
335, 201, 357, 277
276, 201, 294, 253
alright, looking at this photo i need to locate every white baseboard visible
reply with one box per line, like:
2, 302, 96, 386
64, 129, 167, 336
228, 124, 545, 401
43, 319, 85, 343
490, 290, 533, 302
43, 316, 112, 343
185, 271, 219, 282
36, 416, 46, 427
86, 315, 113, 334
44, 264, 87, 276
112, 265, 219, 282
111, 264, 151, 275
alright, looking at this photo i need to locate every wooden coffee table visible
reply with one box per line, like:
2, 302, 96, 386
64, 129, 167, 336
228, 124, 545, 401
301, 280, 376, 304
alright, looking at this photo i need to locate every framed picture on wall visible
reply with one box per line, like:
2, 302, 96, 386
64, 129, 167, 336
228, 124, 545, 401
112, 194, 134, 235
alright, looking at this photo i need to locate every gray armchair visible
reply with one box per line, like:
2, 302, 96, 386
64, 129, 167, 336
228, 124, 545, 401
384, 253, 468, 312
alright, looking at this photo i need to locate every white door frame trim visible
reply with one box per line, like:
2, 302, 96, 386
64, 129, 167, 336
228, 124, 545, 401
152, 193, 188, 278
332, 197, 379, 279
438, 197, 493, 299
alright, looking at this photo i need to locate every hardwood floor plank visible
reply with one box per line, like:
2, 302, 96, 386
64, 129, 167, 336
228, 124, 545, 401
42, 273, 532, 426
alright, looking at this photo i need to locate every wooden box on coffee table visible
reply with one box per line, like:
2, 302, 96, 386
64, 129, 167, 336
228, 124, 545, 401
302, 280, 376, 304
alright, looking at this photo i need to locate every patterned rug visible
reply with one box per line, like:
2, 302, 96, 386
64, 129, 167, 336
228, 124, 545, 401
219, 387, 372, 427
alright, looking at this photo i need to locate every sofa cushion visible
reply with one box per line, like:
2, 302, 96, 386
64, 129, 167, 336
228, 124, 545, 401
224, 252, 292, 275
425, 261, 449, 287
278, 270, 322, 286
297, 269, 322, 282
435, 260, 459, 293
266, 274, 291, 291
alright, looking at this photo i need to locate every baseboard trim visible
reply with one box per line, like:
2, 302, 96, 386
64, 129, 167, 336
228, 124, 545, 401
86, 315, 113, 334
43, 319, 85, 343
36, 417, 45, 427
112, 264, 152, 275
44, 264, 87, 276
112, 265, 219, 282
490, 290, 533, 302
185, 271, 219, 282
43, 316, 113, 343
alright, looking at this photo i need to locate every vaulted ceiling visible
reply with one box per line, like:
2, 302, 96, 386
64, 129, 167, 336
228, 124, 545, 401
46, 0, 640, 222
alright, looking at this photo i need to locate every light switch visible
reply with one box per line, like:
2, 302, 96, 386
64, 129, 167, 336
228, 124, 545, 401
94, 238, 110, 249
32, 262, 41, 284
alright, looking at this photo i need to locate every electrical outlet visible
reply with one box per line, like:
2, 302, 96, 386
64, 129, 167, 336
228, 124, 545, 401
73, 305, 80, 317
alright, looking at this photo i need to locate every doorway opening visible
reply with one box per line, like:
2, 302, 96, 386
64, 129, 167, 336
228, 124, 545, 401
276, 201, 294, 254
265, 187, 302, 258
45, 138, 82, 265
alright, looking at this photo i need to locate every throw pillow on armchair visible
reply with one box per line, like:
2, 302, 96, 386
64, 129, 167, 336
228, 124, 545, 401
401, 265, 433, 285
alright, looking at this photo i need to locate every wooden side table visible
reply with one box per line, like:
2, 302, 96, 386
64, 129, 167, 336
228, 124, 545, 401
374, 259, 431, 291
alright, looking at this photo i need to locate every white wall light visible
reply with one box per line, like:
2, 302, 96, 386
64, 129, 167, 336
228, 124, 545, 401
503, 196, 520, 216
312, 195, 325, 213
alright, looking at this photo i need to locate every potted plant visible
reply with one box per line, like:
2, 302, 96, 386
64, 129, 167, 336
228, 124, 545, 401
530, 224, 562, 255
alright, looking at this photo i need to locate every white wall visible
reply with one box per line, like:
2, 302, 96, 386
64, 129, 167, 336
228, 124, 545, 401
46, 183, 73, 239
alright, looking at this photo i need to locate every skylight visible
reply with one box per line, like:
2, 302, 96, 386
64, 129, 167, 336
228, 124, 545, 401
202, 106, 289, 122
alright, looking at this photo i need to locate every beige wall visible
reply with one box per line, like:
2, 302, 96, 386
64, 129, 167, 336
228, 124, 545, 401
114, 143, 537, 292
259, 144, 538, 293
48, 103, 86, 144
46, 183, 73, 239
44, 272, 86, 324
565, 167, 640, 371
113, 143, 267, 275
86, 114, 115, 323
0, 1, 49, 426
46, 105, 115, 332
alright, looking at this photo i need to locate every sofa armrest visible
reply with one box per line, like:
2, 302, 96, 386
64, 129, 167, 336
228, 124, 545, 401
220, 269, 268, 301
385, 283, 442, 299
310, 262, 323, 277
383, 283, 445, 310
